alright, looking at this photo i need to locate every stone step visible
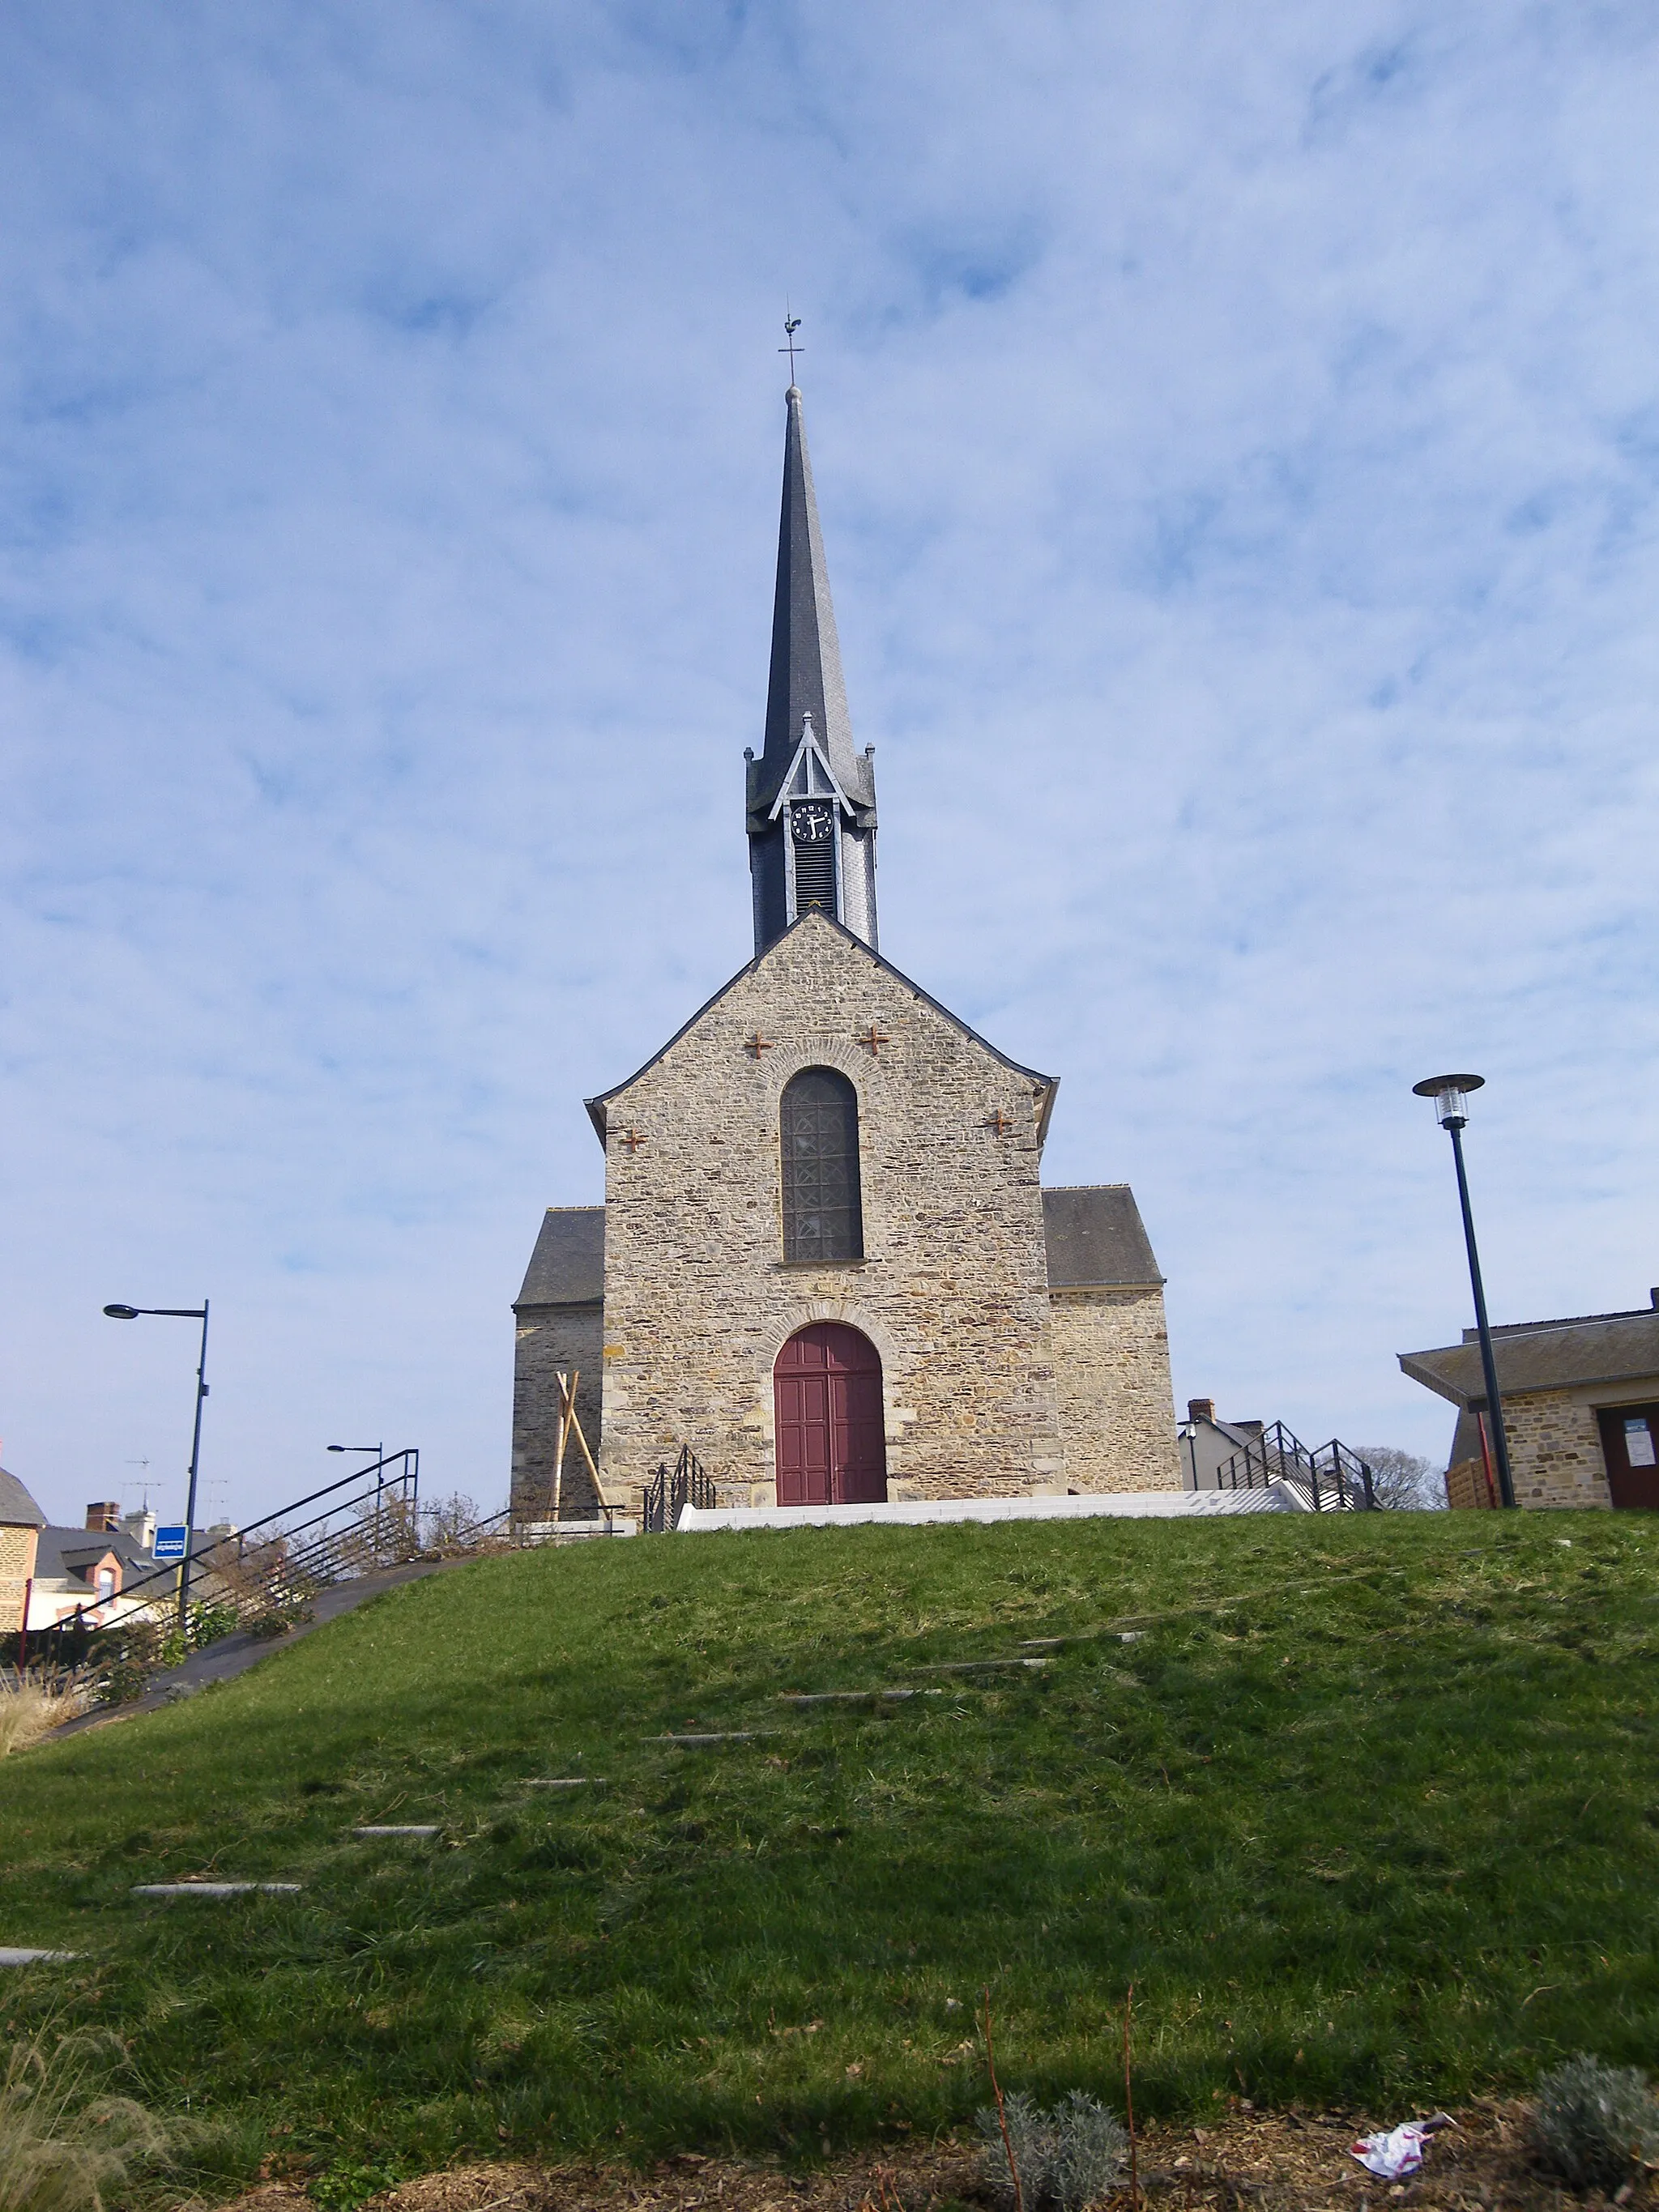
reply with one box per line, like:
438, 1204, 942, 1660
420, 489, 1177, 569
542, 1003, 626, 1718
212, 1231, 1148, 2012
131, 1882, 302, 1898
777, 1689, 944, 1703
647, 1731, 779, 1746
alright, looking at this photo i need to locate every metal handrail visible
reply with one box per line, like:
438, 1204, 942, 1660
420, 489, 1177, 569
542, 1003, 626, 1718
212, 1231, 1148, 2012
641, 1444, 716, 1533
42, 1451, 423, 1639
1214, 1421, 1375, 1510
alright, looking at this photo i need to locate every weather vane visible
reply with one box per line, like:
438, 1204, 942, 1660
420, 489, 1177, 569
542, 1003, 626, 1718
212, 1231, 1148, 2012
779, 311, 804, 385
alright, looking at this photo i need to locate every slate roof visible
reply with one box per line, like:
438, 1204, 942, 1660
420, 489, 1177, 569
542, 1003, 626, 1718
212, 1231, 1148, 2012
1399, 1306, 1659, 1408
0, 1467, 45, 1527
1043, 1185, 1164, 1288
745, 386, 876, 829
34, 1525, 155, 1583
515, 1206, 605, 1307
585, 910, 1058, 1146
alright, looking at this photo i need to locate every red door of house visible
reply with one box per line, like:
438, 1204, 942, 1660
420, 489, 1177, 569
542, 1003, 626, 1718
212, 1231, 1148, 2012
1596, 1403, 1659, 1509
774, 1324, 887, 1507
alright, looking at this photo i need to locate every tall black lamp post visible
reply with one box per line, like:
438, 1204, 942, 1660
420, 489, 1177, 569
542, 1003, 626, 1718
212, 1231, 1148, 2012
103, 1299, 211, 1626
1410, 1075, 1517, 1509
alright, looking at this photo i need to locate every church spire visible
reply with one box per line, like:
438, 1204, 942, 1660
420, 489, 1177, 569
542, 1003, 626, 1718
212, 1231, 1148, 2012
746, 380, 879, 957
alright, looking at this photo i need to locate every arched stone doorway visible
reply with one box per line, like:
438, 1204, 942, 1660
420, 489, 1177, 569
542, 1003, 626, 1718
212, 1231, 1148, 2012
774, 1323, 887, 1507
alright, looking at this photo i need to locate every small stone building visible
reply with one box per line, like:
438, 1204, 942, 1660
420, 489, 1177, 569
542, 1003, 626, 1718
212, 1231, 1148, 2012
512, 387, 1179, 1519
0, 1466, 45, 1634
1399, 1294, 1659, 1510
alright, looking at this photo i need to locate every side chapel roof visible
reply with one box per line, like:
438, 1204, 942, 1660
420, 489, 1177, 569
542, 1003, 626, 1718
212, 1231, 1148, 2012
0, 1466, 46, 1528
1043, 1186, 1165, 1288
583, 911, 1057, 1146
515, 1206, 606, 1308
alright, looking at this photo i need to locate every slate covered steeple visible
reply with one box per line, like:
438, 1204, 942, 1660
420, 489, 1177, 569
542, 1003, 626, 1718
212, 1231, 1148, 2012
746, 385, 878, 957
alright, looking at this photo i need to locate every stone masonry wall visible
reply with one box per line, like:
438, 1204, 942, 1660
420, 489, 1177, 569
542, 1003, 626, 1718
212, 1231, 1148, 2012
597, 914, 1066, 1502
1501, 1387, 1614, 1509
0, 1524, 37, 1634
1047, 1288, 1180, 1491
511, 1305, 605, 1521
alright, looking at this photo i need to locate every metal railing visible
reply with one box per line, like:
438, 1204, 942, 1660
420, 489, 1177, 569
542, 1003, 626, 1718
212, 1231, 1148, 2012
1214, 1422, 1375, 1511
36, 1451, 424, 1652
641, 1445, 716, 1533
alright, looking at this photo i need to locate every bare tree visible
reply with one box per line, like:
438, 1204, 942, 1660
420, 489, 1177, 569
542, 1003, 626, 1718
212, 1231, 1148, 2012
1354, 1445, 1446, 1510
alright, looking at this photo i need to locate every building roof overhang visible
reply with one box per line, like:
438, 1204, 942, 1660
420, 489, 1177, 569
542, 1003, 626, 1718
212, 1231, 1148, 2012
1399, 1309, 1659, 1408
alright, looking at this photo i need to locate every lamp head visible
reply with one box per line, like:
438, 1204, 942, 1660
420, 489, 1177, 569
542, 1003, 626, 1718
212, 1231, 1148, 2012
1412, 1072, 1485, 1130
103, 1304, 141, 1320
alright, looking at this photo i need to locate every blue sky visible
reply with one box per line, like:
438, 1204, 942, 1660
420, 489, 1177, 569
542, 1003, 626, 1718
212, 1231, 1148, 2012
4, 2, 1657, 1528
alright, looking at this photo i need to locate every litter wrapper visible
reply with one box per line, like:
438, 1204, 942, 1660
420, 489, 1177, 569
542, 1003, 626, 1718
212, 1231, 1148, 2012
1350, 2114, 1455, 2180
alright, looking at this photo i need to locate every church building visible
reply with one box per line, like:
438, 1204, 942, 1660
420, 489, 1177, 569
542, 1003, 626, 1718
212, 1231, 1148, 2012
512, 385, 1179, 1520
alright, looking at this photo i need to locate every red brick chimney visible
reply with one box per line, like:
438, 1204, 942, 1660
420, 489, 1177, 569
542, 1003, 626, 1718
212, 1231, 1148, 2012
85, 1502, 120, 1532
1187, 1399, 1216, 1425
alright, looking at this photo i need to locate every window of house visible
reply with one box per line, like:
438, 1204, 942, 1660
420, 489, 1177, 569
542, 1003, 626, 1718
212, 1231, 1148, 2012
96, 1566, 116, 1600
780, 1067, 864, 1262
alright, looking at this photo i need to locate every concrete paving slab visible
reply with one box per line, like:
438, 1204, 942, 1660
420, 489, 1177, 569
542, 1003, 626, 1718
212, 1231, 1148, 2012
0, 1948, 77, 1964
678, 1488, 1303, 1534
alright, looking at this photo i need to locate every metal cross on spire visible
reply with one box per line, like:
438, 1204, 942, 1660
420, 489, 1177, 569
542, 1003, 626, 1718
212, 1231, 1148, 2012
779, 311, 804, 386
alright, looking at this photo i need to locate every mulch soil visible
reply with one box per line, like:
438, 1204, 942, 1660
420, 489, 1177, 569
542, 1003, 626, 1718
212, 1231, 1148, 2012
210, 2100, 1659, 2212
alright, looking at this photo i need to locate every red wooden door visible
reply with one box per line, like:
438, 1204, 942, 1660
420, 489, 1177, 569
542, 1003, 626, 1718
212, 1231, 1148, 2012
774, 1324, 887, 1506
1597, 1403, 1659, 1509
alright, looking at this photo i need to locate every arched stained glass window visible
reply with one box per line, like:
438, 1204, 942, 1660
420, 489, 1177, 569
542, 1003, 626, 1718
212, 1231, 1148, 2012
780, 1068, 864, 1262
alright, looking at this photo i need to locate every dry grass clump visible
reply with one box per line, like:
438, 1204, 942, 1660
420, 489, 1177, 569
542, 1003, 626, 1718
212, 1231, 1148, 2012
0, 2030, 167, 2212
1529, 2054, 1659, 2193
0, 1676, 90, 1758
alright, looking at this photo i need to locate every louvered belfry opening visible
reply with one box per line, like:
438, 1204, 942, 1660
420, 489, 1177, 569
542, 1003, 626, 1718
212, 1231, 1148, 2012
791, 833, 836, 914
780, 1067, 864, 1262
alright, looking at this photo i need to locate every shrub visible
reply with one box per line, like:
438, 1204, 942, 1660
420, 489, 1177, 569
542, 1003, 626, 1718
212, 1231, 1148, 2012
245, 1603, 314, 1641
976, 2090, 1128, 2212
1530, 2053, 1659, 2192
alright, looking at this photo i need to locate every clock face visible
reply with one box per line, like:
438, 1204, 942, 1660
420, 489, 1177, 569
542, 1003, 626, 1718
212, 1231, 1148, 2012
792, 802, 834, 843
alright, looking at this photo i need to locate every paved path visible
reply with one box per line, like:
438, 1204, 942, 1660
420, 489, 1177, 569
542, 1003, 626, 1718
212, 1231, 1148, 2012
53, 1558, 463, 1738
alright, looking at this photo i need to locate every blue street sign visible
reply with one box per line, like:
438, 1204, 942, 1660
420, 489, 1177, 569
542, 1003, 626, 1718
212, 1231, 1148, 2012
153, 1525, 189, 1562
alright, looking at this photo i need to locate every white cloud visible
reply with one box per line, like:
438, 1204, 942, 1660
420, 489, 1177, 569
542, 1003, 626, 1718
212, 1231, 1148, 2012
2, 0, 1657, 1522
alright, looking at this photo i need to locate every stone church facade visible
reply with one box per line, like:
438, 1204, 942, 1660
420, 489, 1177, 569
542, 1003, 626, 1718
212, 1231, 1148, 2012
512, 386, 1178, 1520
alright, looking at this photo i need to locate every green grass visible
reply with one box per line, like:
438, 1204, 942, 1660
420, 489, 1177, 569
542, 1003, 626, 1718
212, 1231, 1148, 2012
1, 1514, 1656, 2196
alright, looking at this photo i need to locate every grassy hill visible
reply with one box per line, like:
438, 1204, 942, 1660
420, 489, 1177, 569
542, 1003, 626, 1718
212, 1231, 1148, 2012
2, 1513, 1656, 2199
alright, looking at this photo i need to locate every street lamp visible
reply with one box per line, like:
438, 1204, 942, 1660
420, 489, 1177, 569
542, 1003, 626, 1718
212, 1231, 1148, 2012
327, 1444, 383, 1463
102, 1300, 211, 1626
1411, 1075, 1517, 1510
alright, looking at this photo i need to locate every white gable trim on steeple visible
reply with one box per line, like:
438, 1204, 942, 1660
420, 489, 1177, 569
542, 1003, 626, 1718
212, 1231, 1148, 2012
766, 714, 856, 824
